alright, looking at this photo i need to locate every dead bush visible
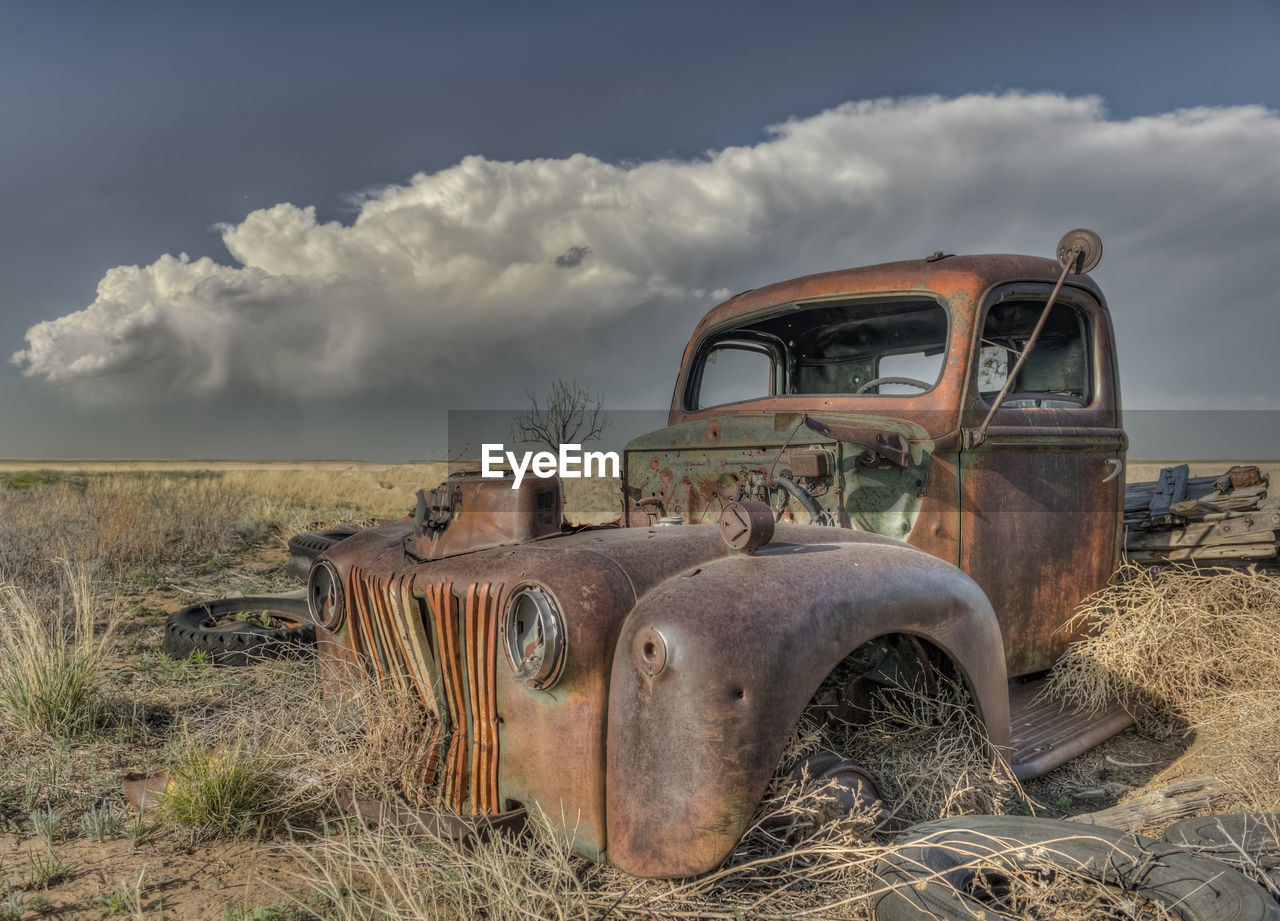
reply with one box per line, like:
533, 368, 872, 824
1049, 562, 1280, 808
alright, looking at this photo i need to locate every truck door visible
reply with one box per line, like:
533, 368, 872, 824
959, 285, 1125, 677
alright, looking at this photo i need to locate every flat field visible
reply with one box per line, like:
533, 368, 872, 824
0, 460, 1275, 919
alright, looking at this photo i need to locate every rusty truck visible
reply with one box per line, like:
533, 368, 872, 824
306, 229, 1135, 878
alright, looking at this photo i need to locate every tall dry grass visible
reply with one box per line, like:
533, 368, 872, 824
0, 560, 116, 736
282, 668, 1029, 921
297, 791, 1166, 921
1049, 562, 1280, 808
0, 464, 619, 599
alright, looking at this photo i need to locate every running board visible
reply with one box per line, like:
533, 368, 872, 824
1007, 677, 1135, 781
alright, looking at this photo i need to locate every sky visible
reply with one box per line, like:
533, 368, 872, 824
2, 0, 1278, 461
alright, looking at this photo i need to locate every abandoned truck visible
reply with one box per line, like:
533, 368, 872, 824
307, 229, 1132, 878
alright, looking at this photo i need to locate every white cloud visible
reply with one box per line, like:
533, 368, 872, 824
13, 93, 1280, 410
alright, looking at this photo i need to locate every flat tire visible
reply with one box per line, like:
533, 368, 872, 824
873, 815, 1280, 921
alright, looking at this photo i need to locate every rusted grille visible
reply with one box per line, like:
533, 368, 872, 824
346, 567, 503, 815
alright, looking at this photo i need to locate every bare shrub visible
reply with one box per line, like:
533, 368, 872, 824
1049, 563, 1280, 808
511, 378, 610, 453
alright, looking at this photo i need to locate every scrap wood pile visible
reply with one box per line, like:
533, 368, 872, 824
1124, 464, 1277, 564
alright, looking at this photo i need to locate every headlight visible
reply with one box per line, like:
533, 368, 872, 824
307, 559, 345, 632
503, 585, 566, 689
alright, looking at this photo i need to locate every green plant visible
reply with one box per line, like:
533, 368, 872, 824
96, 873, 143, 915
221, 901, 312, 921
0, 562, 115, 737
0, 891, 24, 921
233, 610, 274, 628
28, 805, 61, 847
124, 811, 147, 848
159, 732, 285, 835
0, 471, 59, 490
79, 801, 121, 842
25, 846, 75, 888
24, 895, 52, 917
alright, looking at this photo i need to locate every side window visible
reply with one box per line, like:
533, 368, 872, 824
979, 300, 1092, 408
695, 343, 776, 409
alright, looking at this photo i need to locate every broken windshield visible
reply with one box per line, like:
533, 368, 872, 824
689, 296, 949, 410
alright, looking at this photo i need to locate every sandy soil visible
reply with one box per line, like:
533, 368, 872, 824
0, 833, 310, 918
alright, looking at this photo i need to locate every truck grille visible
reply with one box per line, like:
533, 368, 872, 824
346, 567, 503, 816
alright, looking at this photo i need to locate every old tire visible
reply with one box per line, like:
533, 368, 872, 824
873, 815, 1280, 921
285, 527, 359, 581
1165, 814, 1280, 858
163, 596, 316, 666
1165, 815, 1280, 893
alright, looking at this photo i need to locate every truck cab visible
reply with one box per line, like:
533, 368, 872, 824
625, 250, 1126, 676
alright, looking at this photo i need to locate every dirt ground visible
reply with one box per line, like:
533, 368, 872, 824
0, 833, 307, 918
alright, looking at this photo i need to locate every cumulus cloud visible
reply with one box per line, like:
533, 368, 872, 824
13, 93, 1280, 411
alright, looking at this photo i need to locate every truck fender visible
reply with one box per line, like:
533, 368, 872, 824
605, 538, 1007, 878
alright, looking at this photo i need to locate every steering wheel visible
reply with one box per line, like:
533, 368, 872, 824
854, 376, 932, 395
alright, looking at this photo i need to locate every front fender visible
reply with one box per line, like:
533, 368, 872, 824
605, 538, 1006, 878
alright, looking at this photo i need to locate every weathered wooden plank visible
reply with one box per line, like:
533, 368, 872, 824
1125, 523, 1275, 550
1127, 544, 1278, 562
1147, 465, 1189, 519
1197, 495, 1266, 513
1168, 498, 1222, 519
1216, 511, 1280, 539
1072, 777, 1230, 832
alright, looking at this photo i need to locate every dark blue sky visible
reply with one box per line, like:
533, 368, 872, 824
3, 0, 1278, 459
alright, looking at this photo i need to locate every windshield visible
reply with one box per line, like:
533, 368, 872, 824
688, 296, 948, 410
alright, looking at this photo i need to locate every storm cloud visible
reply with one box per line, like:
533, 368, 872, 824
13, 93, 1280, 412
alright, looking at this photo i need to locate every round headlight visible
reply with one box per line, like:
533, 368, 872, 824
503, 585, 565, 689
307, 559, 345, 632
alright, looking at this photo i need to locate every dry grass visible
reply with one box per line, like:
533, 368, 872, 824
785, 676, 1022, 825
0, 464, 1274, 918
0, 560, 116, 737
296, 796, 1182, 921
0, 464, 620, 602
1048, 562, 1280, 809
284, 670, 1029, 921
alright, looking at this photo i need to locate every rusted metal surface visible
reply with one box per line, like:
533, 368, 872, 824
790, 752, 886, 820
718, 499, 774, 551
628, 250, 1124, 680
334, 786, 526, 841
404, 474, 563, 562
1007, 677, 1134, 781
311, 241, 1131, 879
606, 532, 1005, 877
319, 512, 1007, 873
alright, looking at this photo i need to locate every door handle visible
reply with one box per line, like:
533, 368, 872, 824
1102, 458, 1123, 483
